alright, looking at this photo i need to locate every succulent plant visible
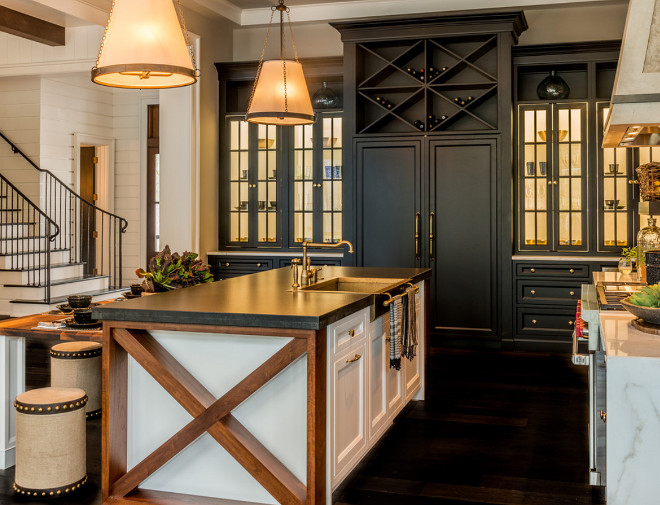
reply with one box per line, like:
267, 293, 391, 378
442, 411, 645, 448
136, 245, 213, 292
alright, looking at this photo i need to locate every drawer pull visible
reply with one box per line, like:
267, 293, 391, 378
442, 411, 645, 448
257, 263, 262, 267
530, 268, 536, 273
600, 410, 607, 422
569, 320, 574, 326
532, 319, 537, 324
569, 268, 575, 274
348, 329, 355, 337
346, 354, 362, 363
224, 262, 230, 267
530, 290, 536, 295
570, 291, 575, 296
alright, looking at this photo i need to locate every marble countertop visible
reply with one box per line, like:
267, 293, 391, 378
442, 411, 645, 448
600, 311, 660, 358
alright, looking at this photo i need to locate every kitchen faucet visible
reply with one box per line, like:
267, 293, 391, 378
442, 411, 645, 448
301, 240, 354, 286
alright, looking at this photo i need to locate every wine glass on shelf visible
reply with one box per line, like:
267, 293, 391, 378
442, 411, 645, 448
618, 256, 633, 276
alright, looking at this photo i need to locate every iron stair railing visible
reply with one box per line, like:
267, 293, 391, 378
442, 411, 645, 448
0, 173, 59, 302
0, 130, 128, 302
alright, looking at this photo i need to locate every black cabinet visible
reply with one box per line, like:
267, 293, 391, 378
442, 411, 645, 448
356, 139, 422, 268
335, 11, 525, 343
208, 255, 274, 280
430, 138, 498, 337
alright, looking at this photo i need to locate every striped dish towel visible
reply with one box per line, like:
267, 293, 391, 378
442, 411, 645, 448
389, 296, 404, 370
402, 287, 418, 360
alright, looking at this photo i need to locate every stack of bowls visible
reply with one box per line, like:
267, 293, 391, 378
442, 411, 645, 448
67, 295, 96, 325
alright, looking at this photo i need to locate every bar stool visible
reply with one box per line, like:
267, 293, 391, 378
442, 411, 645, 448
50, 341, 102, 418
13, 387, 88, 497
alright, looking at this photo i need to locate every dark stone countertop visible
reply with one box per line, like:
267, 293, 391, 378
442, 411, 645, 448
93, 266, 431, 330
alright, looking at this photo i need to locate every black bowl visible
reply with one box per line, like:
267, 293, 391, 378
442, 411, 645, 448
130, 284, 144, 296
68, 295, 92, 308
73, 308, 94, 324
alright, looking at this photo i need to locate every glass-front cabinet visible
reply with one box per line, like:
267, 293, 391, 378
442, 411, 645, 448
225, 112, 343, 248
597, 102, 636, 251
291, 113, 343, 245
519, 103, 587, 251
227, 118, 281, 246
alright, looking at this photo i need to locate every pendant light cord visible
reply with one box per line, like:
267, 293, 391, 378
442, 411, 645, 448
246, 8, 276, 117
94, 0, 116, 69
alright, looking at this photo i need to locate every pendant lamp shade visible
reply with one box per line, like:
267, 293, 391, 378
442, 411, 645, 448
246, 60, 315, 125
92, 0, 198, 89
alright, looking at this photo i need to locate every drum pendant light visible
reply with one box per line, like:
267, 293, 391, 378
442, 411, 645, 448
246, 0, 315, 125
92, 0, 198, 89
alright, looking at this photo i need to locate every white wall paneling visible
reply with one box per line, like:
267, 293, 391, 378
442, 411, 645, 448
0, 335, 25, 470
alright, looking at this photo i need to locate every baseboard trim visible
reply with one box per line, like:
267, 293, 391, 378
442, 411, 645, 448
1, 446, 15, 470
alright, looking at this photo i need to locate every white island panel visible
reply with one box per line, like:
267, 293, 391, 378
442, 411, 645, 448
127, 330, 305, 505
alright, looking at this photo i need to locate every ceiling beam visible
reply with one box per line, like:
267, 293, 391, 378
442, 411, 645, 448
0, 5, 64, 45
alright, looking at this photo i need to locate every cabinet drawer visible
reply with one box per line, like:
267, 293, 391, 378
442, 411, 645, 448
209, 256, 273, 280
516, 280, 582, 306
516, 308, 577, 337
278, 257, 342, 268
329, 308, 367, 356
516, 263, 589, 278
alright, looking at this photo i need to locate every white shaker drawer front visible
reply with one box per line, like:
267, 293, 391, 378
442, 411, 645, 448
330, 308, 368, 355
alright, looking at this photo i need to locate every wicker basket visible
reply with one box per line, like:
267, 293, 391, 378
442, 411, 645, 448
636, 162, 660, 201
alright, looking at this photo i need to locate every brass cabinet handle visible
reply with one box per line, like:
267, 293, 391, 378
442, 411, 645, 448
569, 320, 574, 326
600, 410, 607, 422
415, 212, 420, 261
346, 354, 362, 363
569, 268, 575, 274
224, 262, 230, 267
429, 212, 435, 261
628, 180, 638, 185
532, 319, 537, 324
570, 291, 575, 296
552, 180, 558, 185
530, 268, 536, 273
257, 263, 262, 267
547, 180, 553, 185
530, 290, 536, 295
348, 329, 355, 337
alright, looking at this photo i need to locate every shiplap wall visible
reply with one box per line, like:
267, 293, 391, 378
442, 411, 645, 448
0, 76, 41, 203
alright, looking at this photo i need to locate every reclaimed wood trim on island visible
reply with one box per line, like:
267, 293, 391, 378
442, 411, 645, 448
95, 267, 431, 505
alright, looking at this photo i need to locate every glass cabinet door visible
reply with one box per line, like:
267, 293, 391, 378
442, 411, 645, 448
518, 104, 587, 251
554, 103, 587, 250
597, 102, 635, 251
291, 112, 343, 245
227, 117, 281, 246
519, 105, 551, 249
228, 118, 250, 243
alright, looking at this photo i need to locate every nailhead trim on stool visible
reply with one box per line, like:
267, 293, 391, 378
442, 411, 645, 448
14, 395, 88, 415
13, 475, 88, 496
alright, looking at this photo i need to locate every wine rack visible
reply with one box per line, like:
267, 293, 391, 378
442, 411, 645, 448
355, 35, 499, 134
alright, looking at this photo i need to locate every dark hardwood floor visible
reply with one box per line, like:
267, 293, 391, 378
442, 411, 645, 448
0, 344, 595, 505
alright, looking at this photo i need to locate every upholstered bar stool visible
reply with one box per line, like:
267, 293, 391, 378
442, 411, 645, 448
50, 341, 102, 418
13, 387, 88, 497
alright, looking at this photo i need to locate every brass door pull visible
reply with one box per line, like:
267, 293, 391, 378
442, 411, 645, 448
346, 354, 362, 363
600, 410, 607, 422
530, 268, 536, 273
530, 290, 536, 295
348, 329, 355, 337
570, 291, 575, 296
532, 319, 537, 324
415, 212, 420, 260
224, 262, 230, 267
429, 212, 435, 261
569, 268, 575, 273
569, 320, 574, 326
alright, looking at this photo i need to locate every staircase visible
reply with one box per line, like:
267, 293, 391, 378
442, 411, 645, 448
0, 132, 127, 317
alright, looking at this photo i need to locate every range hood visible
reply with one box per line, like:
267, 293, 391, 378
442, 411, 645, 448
603, 0, 660, 148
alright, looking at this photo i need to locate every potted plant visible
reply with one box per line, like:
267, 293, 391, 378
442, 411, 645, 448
136, 245, 213, 292
619, 246, 637, 275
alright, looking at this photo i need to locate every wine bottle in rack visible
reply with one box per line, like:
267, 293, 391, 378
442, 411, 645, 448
413, 120, 425, 131
454, 97, 467, 106
406, 68, 418, 79
419, 68, 425, 81
375, 96, 394, 109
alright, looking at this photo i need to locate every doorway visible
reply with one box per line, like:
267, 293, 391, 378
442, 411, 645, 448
146, 105, 160, 263
79, 146, 96, 276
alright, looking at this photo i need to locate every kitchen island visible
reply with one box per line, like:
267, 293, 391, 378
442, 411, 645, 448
93, 266, 430, 505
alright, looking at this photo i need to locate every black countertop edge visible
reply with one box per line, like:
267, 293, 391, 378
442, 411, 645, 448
93, 296, 374, 331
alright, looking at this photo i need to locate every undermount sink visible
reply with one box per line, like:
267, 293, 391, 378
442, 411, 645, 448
300, 277, 406, 294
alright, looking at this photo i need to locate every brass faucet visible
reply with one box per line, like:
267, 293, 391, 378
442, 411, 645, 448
301, 240, 354, 286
